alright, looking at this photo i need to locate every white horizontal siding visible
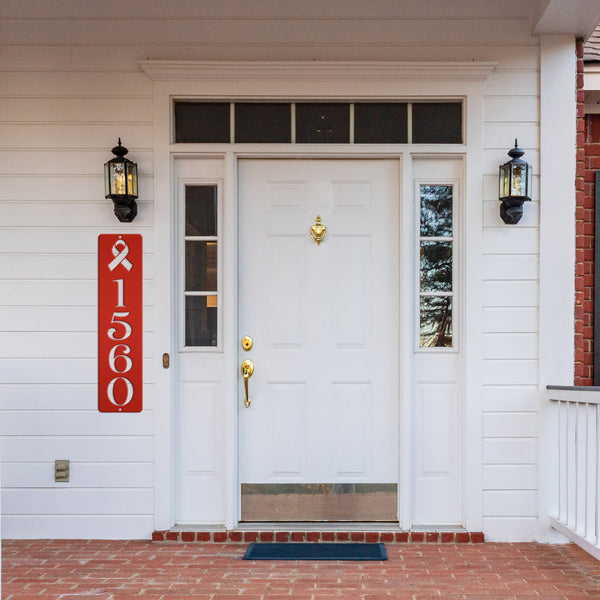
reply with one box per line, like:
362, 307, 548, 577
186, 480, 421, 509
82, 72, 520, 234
1, 384, 155, 410
483, 517, 538, 542
482, 255, 539, 281
482, 333, 538, 359
0, 124, 153, 150
0, 72, 153, 98
2, 488, 153, 515
0, 332, 154, 358
482, 307, 538, 333
0, 228, 154, 254
0, 280, 154, 306
1, 462, 154, 488
0, 202, 154, 228
0, 358, 155, 384
2, 436, 154, 462
0, 411, 154, 436
0, 176, 154, 202
483, 439, 538, 464
0, 306, 154, 332
2, 515, 154, 539
0, 252, 155, 279
483, 464, 538, 490
483, 385, 539, 412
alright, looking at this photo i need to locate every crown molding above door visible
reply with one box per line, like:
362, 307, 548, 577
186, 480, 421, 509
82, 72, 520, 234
138, 60, 497, 84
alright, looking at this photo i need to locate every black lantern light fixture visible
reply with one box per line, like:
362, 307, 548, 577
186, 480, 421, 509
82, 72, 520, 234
104, 138, 138, 222
498, 139, 532, 224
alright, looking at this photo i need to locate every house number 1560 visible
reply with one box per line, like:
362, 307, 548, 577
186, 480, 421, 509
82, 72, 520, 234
98, 234, 143, 413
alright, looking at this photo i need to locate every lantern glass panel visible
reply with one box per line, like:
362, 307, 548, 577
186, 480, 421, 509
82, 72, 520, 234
127, 163, 138, 197
110, 162, 126, 195
511, 164, 527, 197
104, 163, 110, 197
499, 164, 509, 199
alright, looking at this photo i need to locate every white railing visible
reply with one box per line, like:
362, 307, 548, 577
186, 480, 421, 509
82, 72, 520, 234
547, 386, 600, 560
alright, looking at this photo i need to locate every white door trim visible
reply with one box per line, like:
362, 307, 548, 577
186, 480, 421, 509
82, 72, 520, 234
146, 62, 488, 532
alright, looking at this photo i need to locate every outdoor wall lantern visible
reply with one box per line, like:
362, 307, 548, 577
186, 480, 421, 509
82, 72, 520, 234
498, 139, 532, 224
104, 138, 138, 222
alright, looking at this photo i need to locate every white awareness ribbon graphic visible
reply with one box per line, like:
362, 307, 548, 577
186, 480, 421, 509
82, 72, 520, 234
108, 239, 133, 272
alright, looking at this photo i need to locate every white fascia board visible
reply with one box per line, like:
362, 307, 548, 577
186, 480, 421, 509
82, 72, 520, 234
532, 0, 600, 39
585, 64, 600, 91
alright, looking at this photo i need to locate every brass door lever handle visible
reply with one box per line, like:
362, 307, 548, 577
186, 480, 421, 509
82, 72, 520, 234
241, 359, 254, 408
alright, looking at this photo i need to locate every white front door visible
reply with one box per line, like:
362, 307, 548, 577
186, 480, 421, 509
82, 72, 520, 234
238, 159, 399, 521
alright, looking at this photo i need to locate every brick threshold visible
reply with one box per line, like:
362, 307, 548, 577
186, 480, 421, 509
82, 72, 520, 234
152, 529, 485, 543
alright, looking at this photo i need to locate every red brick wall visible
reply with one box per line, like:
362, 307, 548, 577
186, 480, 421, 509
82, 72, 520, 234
575, 39, 598, 385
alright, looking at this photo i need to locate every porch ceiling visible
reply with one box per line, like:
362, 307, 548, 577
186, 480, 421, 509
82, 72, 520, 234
532, 0, 600, 39
2, 0, 599, 38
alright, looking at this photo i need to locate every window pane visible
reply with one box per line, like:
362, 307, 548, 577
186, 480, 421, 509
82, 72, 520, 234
420, 296, 452, 347
185, 241, 217, 291
420, 185, 453, 237
174, 102, 230, 143
296, 103, 350, 143
354, 103, 408, 143
185, 295, 218, 346
420, 241, 452, 292
412, 103, 462, 144
186, 186, 217, 236
235, 103, 291, 143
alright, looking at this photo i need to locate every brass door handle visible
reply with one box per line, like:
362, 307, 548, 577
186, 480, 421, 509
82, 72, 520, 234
241, 359, 254, 408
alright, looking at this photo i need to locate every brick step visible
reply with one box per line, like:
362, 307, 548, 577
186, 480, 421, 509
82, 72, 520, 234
152, 529, 485, 543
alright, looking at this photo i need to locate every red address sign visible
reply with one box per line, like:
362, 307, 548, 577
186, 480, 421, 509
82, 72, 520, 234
98, 234, 143, 412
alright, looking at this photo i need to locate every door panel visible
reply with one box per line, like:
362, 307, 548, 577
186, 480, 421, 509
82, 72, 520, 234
238, 159, 399, 521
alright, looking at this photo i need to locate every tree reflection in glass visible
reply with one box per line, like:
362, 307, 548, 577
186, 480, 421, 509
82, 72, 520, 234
420, 241, 452, 292
419, 184, 454, 348
420, 185, 452, 237
420, 296, 452, 347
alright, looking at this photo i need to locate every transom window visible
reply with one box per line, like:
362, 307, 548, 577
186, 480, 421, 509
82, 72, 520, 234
174, 101, 462, 144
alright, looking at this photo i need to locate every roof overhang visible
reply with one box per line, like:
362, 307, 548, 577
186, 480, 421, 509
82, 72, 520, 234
532, 0, 600, 39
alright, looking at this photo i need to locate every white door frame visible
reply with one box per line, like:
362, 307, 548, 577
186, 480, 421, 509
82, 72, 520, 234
143, 60, 492, 532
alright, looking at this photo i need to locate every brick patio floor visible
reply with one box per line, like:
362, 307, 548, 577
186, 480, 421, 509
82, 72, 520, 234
3, 539, 600, 599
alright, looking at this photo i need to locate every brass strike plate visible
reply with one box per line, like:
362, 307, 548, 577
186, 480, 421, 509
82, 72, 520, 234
241, 336, 253, 351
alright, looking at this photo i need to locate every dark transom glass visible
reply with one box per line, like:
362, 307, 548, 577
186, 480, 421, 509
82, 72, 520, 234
295, 103, 350, 143
235, 103, 291, 143
354, 103, 408, 143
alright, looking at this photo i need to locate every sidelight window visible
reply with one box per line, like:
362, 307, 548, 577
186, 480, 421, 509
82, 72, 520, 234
183, 185, 219, 347
418, 184, 455, 348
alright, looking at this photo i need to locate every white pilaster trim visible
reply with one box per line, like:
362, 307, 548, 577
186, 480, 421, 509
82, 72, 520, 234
538, 34, 577, 543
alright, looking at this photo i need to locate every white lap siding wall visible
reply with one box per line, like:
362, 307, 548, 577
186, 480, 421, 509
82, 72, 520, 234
0, 1, 545, 540
482, 69, 541, 540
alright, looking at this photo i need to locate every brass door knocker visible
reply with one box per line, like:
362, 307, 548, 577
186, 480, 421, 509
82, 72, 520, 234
310, 215, 327, 245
